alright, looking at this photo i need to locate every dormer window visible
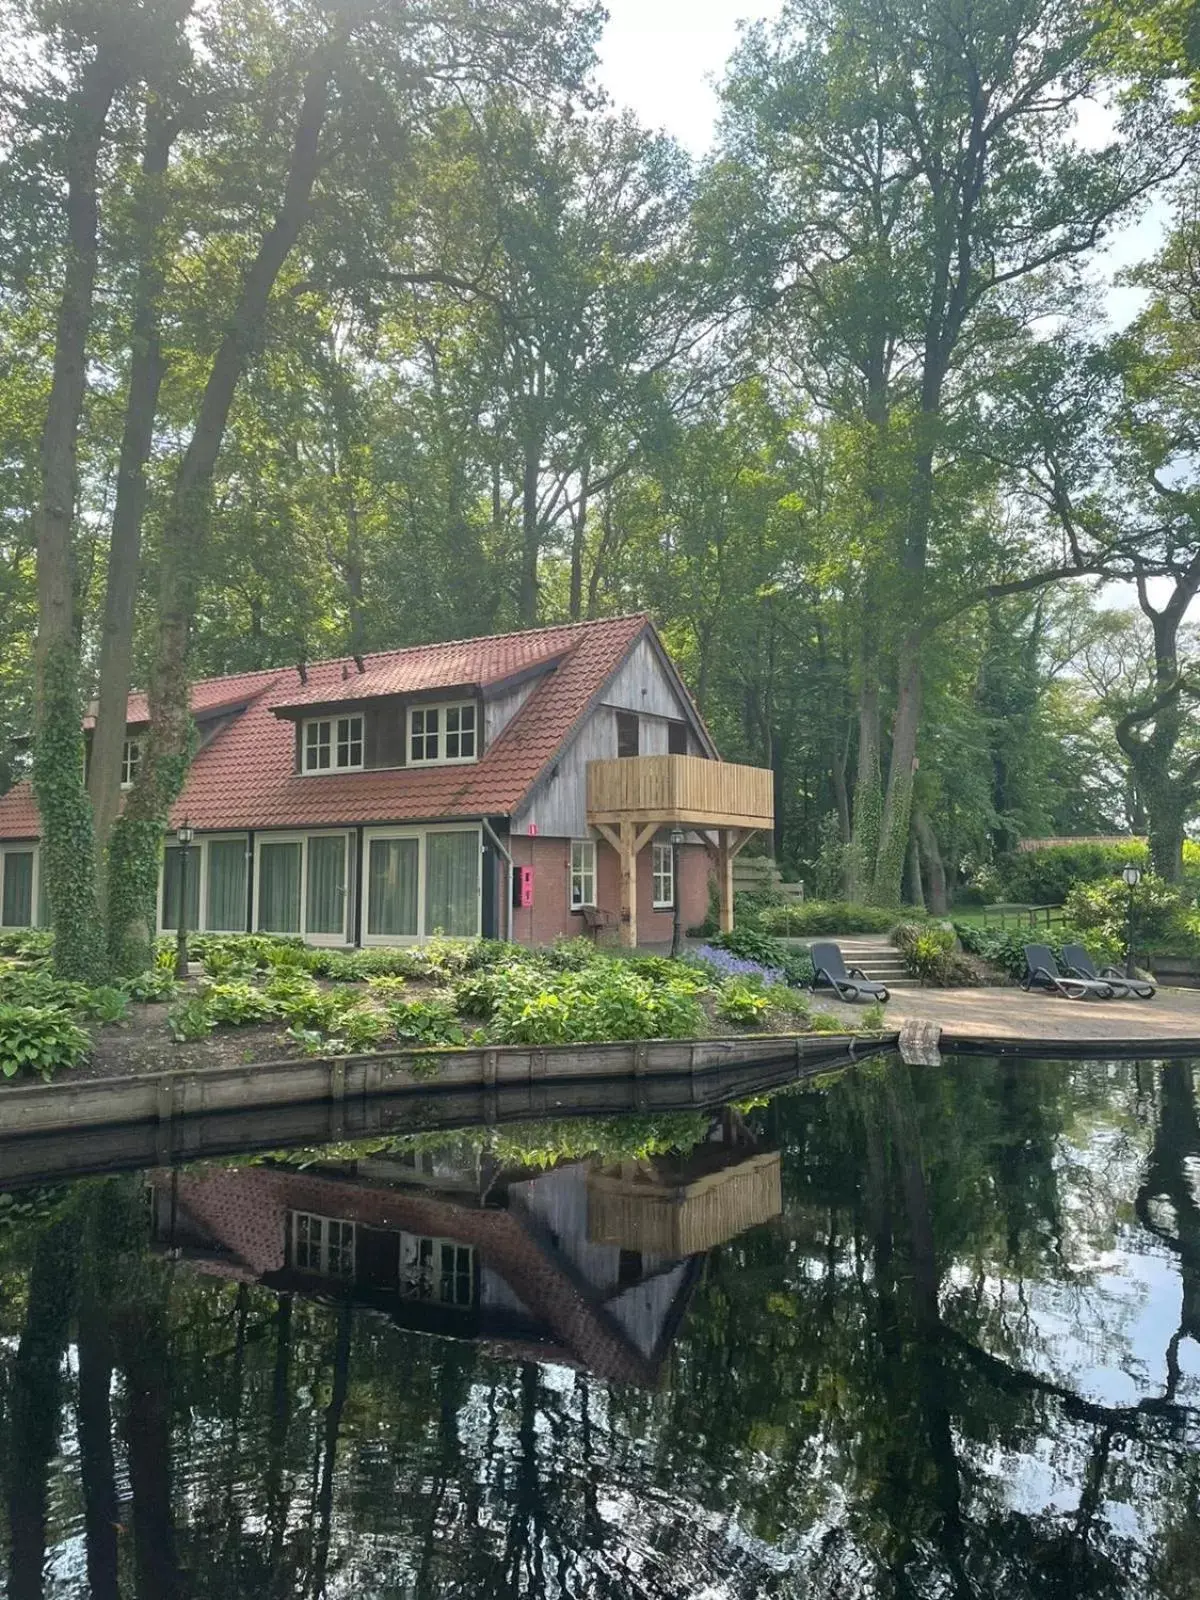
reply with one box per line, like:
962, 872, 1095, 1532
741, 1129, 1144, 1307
121, 736, 143, 789
409, 701, 477, 765
303, 715, 363, 773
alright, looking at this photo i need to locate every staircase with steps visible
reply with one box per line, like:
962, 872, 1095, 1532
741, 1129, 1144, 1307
784, 934, 919, 989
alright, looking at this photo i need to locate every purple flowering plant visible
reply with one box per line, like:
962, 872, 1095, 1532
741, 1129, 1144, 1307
690, 945, 786, 987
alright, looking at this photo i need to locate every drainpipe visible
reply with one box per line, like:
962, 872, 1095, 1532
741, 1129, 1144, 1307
480, 818, 514, 943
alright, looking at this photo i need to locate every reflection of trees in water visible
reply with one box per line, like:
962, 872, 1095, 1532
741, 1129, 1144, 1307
0, 1063, 1199, 1597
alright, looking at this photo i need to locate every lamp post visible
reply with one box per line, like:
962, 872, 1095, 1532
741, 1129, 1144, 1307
1122, 861, 1142, 978
670, 826, 685, 958
175, 820, 195, 980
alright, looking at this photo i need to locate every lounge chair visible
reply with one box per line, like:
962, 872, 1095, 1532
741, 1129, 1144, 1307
1021, 944, 1116, 1001
1061, 942, 1156, 1000
810, 942, 890, 1004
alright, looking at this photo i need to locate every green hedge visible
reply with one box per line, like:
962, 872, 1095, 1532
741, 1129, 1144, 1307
756, 901, 911, 937
998, 843, 1149, 906
954, 921, 1119, 980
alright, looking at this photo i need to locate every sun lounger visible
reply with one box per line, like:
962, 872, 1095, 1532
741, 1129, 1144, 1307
1021, 944, 1115, 1001
1061, 943, 1156, 1000
810, 942, 890, 1003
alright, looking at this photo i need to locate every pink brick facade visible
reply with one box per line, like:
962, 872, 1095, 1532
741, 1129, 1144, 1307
506, 834, 712, 949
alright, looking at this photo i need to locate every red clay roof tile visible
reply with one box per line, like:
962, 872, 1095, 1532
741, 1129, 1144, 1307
0, 614, 652, 837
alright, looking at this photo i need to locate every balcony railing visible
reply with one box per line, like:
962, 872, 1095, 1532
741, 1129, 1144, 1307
586, 754, 774, 832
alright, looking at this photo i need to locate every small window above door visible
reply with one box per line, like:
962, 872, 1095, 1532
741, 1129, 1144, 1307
616, 711, 639, 758
667, 720, 688, 756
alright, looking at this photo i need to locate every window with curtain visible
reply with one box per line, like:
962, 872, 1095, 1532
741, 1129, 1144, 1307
570, 840, 596, 908
425, 830, 480, 937
367, 836, 419, 938
1, 851, 34, 927
306, 835, 346, 938
162, 845, 202, 930
258, 842, 302, 933
206, 838, 248, 932
652, 841, 675, 908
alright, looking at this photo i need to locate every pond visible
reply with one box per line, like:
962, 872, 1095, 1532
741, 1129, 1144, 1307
1, 1053, 1198, 1598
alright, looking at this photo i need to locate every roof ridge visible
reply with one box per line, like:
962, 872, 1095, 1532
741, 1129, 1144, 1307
349, 611, 648, 667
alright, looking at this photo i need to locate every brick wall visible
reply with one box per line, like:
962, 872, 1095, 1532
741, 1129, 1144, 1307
506, 833, 711, 949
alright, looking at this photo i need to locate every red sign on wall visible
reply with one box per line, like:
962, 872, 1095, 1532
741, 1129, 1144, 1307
517, 865, 534, 908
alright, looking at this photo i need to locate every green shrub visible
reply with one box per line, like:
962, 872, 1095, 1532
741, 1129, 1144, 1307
0, 969, 90, 1011
0, 929, 54, 963
334, 1007, 392, 1052
954, 920, 1120, 979
168, 995, 215, 1042
543, 937, 604, 972
0, 1004, 90, 1079
999, 842, 1150, 906
716, 981, 771, 1025
464, 939, 525, 971
860, 1002, 886, 1030
809, 1010, 844, 1033
389, 998, 465, 1045
892, 922, 973, 986
492, 967, 705, 1046
331, 947, 427, 982
201, 982, 277, 1026
454, 967, 533, 1019
119, 968, 178, 1003
764, 984, 810, 1020
757, 902, 906, 937
714, 925, 786, 966
1062, 874, 1197, 957
77, 985, 130, 1024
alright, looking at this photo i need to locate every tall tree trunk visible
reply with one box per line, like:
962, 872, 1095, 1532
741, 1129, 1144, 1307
31, 45, 126, 981
847, 675, 881, 901
89, 103, 178, 882
108, 44, 337, 971
567, 457, 590, 621
914, 810, 948, 915
6, 1220, 79, 1600
119, 1300, 181, 1600
518, 431, 542, 626
310, 1304, 353, 1599
76, 1291, 121, 1600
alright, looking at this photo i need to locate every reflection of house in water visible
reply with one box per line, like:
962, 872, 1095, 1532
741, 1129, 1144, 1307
150, 1115, 781, 1386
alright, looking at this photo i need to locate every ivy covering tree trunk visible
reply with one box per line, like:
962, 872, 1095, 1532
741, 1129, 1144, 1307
31, 42, 127, 982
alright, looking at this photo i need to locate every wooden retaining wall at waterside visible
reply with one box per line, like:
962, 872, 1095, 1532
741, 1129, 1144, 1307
0, 1032, 884, 1145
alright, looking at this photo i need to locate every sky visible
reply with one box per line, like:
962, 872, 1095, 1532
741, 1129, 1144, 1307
596, 0, 780, 153
594, 0, 1166, 325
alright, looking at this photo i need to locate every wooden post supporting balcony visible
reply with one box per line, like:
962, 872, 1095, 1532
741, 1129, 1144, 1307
595, 820, 657, 948
587, 757, 774, 949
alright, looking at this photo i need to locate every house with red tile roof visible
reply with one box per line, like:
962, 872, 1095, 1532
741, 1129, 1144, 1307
0, 614, 774, 948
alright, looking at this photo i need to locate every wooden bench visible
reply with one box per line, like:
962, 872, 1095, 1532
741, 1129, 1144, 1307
580, 906, 619, 944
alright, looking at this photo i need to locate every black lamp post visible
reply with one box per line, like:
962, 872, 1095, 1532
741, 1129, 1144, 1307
670, 825, 685, 958
1122, 861, 1142, 978
175, 819, 195, 980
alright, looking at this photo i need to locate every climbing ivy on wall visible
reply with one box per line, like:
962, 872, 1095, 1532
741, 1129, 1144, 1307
105, 742, 191, 977
31, 644, 106, 982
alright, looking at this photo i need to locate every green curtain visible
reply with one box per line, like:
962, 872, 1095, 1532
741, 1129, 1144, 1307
162, 846, 201, 932
257, 842, 302, 933
1, 851, 34, 927
367, 837, 418, 938
306, 836, 346, 937
425, 830, 480, 937
206, 838, 248, 932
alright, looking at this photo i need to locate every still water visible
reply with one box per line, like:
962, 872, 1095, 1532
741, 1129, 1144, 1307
1, 1053, 1199, 1599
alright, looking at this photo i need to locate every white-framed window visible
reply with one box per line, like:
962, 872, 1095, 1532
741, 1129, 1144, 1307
363, 824, 481, 944
408, 701, 477, 766
254, 831, 350, 945
302, 714, 364, 773
158, 833, 250, 935
570, 839, 596, 908
291, 1212, 355, 1278
399, 1234, 475, 1306
121, 736, 143, 789
652, 841, 675, 909
0, 846, 40, 928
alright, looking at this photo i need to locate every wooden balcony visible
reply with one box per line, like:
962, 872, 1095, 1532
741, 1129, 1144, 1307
586, 755, 774, 832
586, 755, 774, 946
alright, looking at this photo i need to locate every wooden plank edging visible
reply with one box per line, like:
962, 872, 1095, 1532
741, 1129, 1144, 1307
0, 1032, 894, 1142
